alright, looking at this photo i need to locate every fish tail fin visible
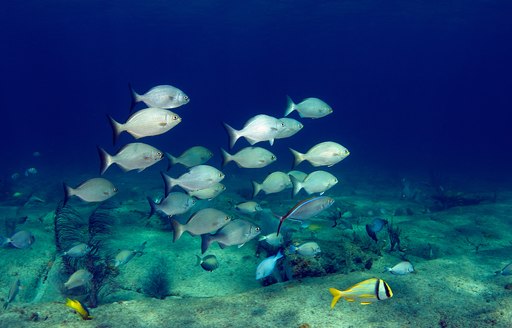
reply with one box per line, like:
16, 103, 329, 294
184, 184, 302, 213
220, 148, 233, 168
0, 236, 9, 248
223, 123, 240, 149
62, 183, 74, 206
289, 148, 305, 168
170, 219, 185, 242
284, 95, 296, 117
329, 288, 343, 309
252, 181, 262, 198
195, 255, 202, 266
160, 172, 174, 197
97, 146, 113, 175
201, 234, 214, 254
289, 175, 303, 197
146, 196, 157, 218
165, 152, 177, 171
107, 115, 123, 145
128, 83, 140, 112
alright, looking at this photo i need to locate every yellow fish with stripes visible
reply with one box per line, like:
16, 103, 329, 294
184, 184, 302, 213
65, 298, 93, 320
329, 278, 393, 308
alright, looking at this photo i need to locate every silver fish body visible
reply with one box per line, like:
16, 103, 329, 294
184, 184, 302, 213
147, 192, 196, 217
258, 233, 283, 247
64, 178, 117, 205
64, 269, 93, 289
497, 262, 512, 276
201, 219, 261, 254
291, 170, 338, 196
221, 147, 277, 169
385, 261, 414, 275
3, 231, 35, 249
289, 242, 321, 257
171, 208, 232, 242
108, 108, 181, 144
63, 243, 91, 258
130, 84, 189, 110
235, 201, 263, 214
166, 146, 213, 169
290, 141, 350, 168
162, 165, 225, 194
3, 278, 20, 309
223, 114, 285, 149
252, 171, 292, 197
98, 143, 163, 174
114, 250, 138, 267
285, 96, 333, 118
287, 170, 307, 182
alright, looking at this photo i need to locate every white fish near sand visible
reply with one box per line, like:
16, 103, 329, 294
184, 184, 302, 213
3, 278, 20, 310
285, 96, 333, 118
166, 146, 213, 169
252, 171, 292, 197
64, 269, 93, 289
384, 261, 414, 275
62, 243, 91, 258
188, 183, 226, 200
1, 231, 35, 249
275, 118, 303, 139
289, 141, 350, 168
256, 251, 284, 280
291, 170, 338, 196
129, 83, 189, 111
147, 192, 196, 217
161, 165, 225, 195
223, 114, 285, 149
235, 201, 263, 214
289, 242, 321, 257
63, 178, 118, 205
258, 233, 283, 247
108, 108, 181, 144
221, 147, 277, 169
98, 143, 163, 174
171, 208, 232, 242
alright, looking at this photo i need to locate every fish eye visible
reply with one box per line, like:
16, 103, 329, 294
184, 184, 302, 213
271, 155, 276, 160
113, 188, 118, 192
157, 152, 163, 157
255, 227, 261, 231
173, 115, 179, 120
226, 216, 231, 221
184, 96, 189, 100
281, 122, 285, 127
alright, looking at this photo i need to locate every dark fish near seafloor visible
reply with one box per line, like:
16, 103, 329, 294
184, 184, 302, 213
365, 218, 388, 242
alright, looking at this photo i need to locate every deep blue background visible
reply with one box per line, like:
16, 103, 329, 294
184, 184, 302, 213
1, 1, 511, 181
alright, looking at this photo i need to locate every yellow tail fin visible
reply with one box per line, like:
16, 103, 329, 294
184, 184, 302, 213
329, 288, 343, 309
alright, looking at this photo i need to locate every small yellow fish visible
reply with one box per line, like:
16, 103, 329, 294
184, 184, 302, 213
65, 298, 92, 320
329, 278, 393, 308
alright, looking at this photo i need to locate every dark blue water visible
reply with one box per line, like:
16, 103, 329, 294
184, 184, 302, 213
2, 1, 512, 181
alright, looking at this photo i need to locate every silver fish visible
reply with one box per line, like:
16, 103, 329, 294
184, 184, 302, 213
285, 96, 333, 118
171, 208, 232, 242
275, 118, 303, 139
496, 262, 512, 276
291, 170, 338, 196
162, 165, 225, 194
108, 108, 181, 144
114, 242, 146, 267
287, 170, 307, 182
1, 231, 35, 249
221, 147, 277, 169
256, 251, 284, 280
62, 243, 91, 258
385, 261, 414, 275
235, 201, 263, 214
201, 220, 261, 254
3, 278, 20, 309
289, 141, 350, 168
223, 114, 285, 149
289, 242, 321, 257
129, 83, 189, 111
147, 192, 196, 217
276, 196, 335, 235
252, 171, 292, 197
63, 178, 118, 205
258, 233, 283, 247
98, 143, 163, 174
64, 269, 93, 289
188, 183, 226, 200
166, 146, 213, 169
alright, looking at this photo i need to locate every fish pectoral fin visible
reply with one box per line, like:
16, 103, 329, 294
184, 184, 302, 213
237, 243, 246, 248
158, 122, 167, 127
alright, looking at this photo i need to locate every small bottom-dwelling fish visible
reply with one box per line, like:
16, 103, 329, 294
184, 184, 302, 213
3, 278, 21, 309
329, 278, 393, 308
65, 298, 93, 320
